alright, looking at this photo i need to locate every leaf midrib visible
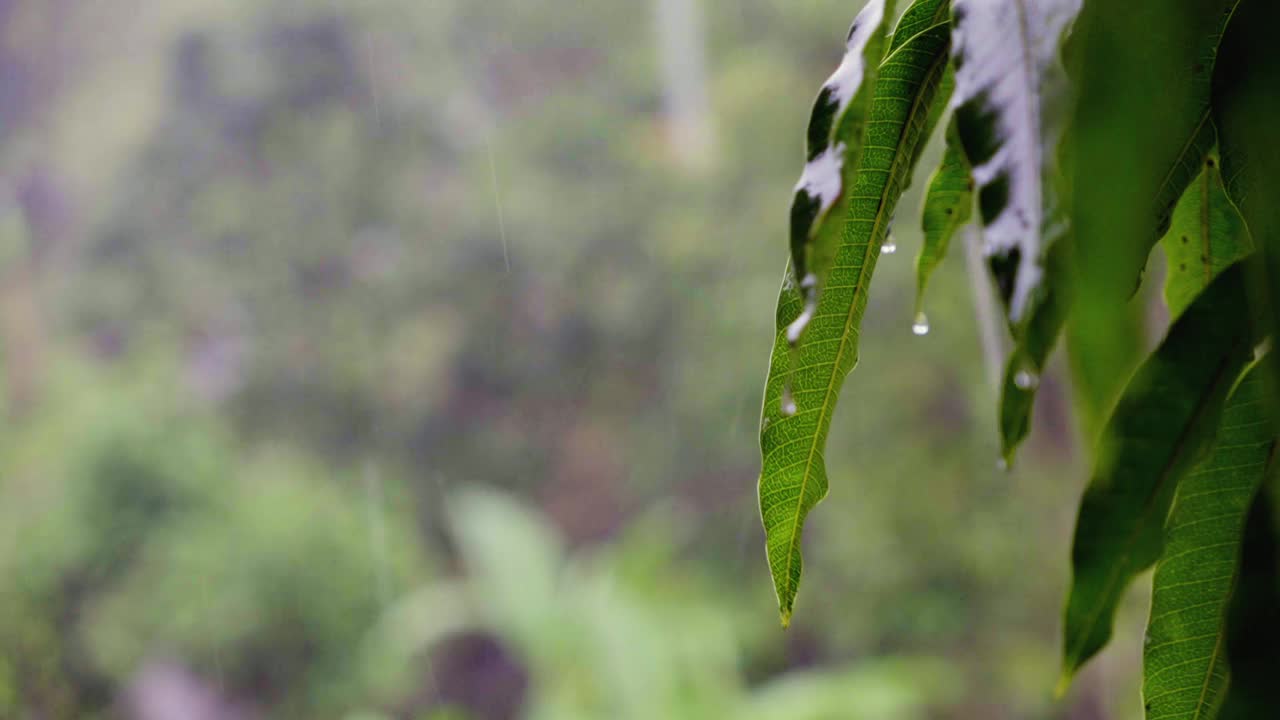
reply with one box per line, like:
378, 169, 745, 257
1178, 439, 1275, 720
780, 16, 952, 605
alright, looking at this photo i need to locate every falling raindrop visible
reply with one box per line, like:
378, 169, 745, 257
911, 312, 930, 336
1014, 369, 1040, 390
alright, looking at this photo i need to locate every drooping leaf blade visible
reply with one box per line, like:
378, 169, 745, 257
1000, 1, 1239, 464
998, 239, 1069, 462
915, 120, 973, 320
1213, 0, 1280, 398
948, 0, 1081, 326
1065, 0, 1241, 445
1161, 149, 1252, 320
1142, 362, 1275, 720
759, 0, 953, 626
786, 0, 895, 346
1217, 481, 1280, 720
1060, 262, 1256, 683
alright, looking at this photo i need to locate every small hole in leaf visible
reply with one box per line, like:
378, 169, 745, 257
944, 208, 953, 215
1181, 235, 1189, 244
1207, 158, 1216, 168
1179, 263, 1187, 271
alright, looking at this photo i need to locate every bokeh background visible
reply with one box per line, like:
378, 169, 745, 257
0, 1, 1150, 718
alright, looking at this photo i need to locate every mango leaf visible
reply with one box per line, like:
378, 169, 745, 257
1161, 149, 1252, 320
1066, 1, 1242, 443
1217, 482, 1280, 720
948, 0, 1080, 325
785, 0, 895, 346
1000, 1, 1239, 464
997, 240, 1069, 462
1060, 262, 1256, 684
1213, 0, 1280, 396
758, 0, 953, 626
914, 120, 973, 322
1142, 362, 1275, 720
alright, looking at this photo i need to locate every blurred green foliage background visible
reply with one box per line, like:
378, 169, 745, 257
0, 1, 1146, 717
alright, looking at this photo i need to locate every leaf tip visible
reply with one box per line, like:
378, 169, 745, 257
777, 592, 795, 628
1053, 670, 1074, 699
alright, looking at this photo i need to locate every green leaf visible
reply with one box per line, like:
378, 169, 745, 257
915, 120, 973, 321
1217, 481, 1280, 720
1213, 0, 1280, 398
1060, 262, 1256, 684
1142, 362, 1275, 720
998, 240, 1069, 462
758, 0, 953, 626
1161, 149, 1252, 320
948, 0, 1081, 325
1000, 1, 1239, 463
785, 0, 896, 345
1066, 1, 1241, 442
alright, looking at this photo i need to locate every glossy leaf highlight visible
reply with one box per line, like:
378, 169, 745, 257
949, 0, 1080, 325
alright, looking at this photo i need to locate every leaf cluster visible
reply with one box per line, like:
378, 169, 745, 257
756, 1, 1280, 715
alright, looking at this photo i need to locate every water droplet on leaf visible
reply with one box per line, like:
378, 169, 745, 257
882, 240, 897, 255
911, 312, 930, 336
1014, 370, 1039, 390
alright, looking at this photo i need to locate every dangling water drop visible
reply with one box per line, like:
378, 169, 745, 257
882, 239, 897, 254
1014, 369, 1040, 390
996, 457, 1010, 472
911, 312, 930, 336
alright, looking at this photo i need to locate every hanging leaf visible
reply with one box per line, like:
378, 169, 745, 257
1000, 1, 1240, 464
1060, 262, 1256, 685
785, 0, 895, 347
1213, 0, 1280, 395
997, 241, 1069, 462
915, 120, 973, 322
1142, 362, 1275, 720
1161, 149, 1252, 320
1217, 482, 1280, 720
1066, 1, 1241, 443
758, 0, 953, 626
948, 0, 1081, 326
